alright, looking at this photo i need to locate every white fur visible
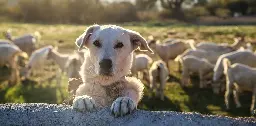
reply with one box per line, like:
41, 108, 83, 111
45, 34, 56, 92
212, 50, 256, 94
148, 36, 194, 71
73, 25, 151, 117
193, 37, 245, 54
149, 60, 169, 100
26, 46, 53, 73
177, 55, 214, 88
175, 49, 222, 65
3, 29, 40, 56
131, 53, 152, 79
223, 58, 256, 114
0, 44, 26, 85
48, 48, 83, 78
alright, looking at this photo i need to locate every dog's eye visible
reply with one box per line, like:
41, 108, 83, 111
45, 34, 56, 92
93, 40, 101, 48
114, 42, 123, 49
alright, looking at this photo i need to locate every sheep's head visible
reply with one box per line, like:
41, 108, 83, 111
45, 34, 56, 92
3, 30, 12, 41
147, 35, 158, 49
75, 25, 153, 79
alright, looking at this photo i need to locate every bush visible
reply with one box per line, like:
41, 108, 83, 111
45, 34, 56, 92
158, 9, 172, 20
227, 0, 249, 16
184, 6, 210, 19
215, 8, 230, 19
103, 2, 138, 23
137, 11, 158, 21
2, 0, 139, 24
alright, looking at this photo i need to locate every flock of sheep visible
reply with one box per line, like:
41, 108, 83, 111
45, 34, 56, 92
0, 30, 84, 86
132, 35, 256, 115
1, 28, 256, 115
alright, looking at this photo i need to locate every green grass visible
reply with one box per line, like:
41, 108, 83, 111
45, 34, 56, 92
0, 22, 256, 117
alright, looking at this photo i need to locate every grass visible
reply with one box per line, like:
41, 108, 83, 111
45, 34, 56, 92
0, 22, 256, 117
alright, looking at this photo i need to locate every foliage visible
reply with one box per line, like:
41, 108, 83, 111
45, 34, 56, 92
215, 8, 231, 19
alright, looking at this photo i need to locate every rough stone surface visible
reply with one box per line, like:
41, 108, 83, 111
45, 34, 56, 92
0, 103, 255, 126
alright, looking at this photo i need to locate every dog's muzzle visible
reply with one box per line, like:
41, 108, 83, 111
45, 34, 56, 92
99, 59, 112, 76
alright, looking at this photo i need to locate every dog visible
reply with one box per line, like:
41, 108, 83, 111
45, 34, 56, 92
72, 24, 153, 117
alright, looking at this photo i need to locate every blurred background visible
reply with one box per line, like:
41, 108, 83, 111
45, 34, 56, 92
0, 0, 256, 118
0, 0, 256, 24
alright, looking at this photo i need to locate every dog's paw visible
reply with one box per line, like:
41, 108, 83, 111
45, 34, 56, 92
72, 95, 96, 112
111, 97, 136, 117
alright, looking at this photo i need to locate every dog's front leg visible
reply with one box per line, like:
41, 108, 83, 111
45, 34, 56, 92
111, 89, 138, 117
73, 95, 97, 112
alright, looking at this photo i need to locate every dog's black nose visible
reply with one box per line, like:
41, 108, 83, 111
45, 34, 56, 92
99, 59, 112, 75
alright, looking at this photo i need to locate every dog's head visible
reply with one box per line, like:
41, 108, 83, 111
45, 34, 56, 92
76, 25, 153, 77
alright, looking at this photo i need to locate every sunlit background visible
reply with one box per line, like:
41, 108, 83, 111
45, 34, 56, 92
0, 0, 256, 117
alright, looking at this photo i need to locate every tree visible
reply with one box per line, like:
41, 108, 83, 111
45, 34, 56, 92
135, 0, 157, 11
160, 0, 186, 20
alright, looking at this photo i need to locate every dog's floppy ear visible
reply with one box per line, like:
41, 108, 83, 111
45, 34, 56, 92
75, 24, 100, 50
127, 30, 154, 54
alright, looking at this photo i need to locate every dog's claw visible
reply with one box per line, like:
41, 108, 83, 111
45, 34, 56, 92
72, 95, 96, 112
111, 97, 136, 117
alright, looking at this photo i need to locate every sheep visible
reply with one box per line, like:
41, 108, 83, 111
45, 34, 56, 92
212, 50, 256, 94
149, 60, 169, 100
3, 29, 41, 56
238, 43, 253, 52
175, 49, 221, 65
47, 48, 83, 78
25, 46, 53, 78
192, 36, 245, 55
0, 44, 28, 85
131, 53, 152, 80
148, 36, 194, 72
177, 55, 214, 88
223, 58, 256, 114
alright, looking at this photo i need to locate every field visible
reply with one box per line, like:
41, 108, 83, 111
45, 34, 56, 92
0, 22, 256, 117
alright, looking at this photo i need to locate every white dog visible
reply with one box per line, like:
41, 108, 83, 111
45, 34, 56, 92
72, 25, 153, 117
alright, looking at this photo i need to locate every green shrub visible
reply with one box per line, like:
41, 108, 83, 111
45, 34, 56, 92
215, 8, 230, 18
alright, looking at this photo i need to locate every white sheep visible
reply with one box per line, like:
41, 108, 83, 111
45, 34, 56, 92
223, 58, 256, 114
177, 55, 214, 88
148, 36, 194, 72
212, 50, 256, 94
47, 48, 83, 78
175, 49, 220, 65
3, 29, 41, 56
149, 60, 169, 100
131, 53, 152, 80
192, 37, 245, 55
25, 46, 53, 77
238, 43, 253, 52
0, 44, 27, 85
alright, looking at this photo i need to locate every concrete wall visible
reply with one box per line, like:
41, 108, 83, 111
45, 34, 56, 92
0, 103, 255, 126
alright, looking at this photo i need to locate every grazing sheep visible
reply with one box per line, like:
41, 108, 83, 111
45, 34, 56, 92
131, 53, 152, 80
149, 60, 169, 100
175, 49, 220, 65
0, 44, 27, 85
148, 36, 194, 72
177, 55, 214, 88
25, 46, 53, 77
192, 37, 245, 55
3, 29, 41, 56
73, 25, 153, 117
238, 43, 253, 52
47, 48, 83, 78
212, 50, 256, 94
223, 58, 256, 114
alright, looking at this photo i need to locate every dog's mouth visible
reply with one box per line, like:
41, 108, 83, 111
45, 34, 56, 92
99, 69, 113, 76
